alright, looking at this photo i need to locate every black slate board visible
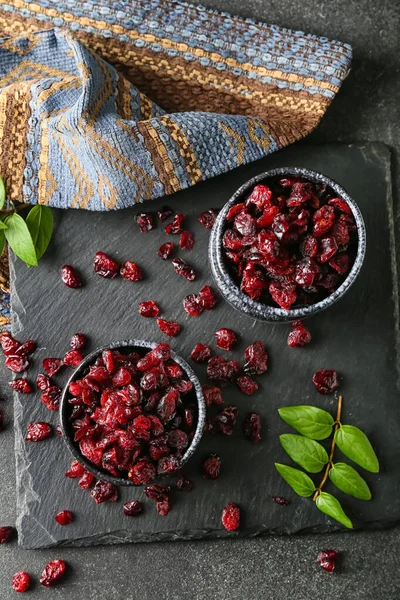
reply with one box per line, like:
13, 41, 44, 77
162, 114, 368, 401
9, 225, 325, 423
10, 142, 400, 550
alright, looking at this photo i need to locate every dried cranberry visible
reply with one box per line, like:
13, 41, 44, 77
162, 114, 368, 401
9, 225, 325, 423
0, 526, 16, 543
236, 375, 258, 396
158, 206, 173, 222
183, 294, 203, 316
139, 300, 160, 318
243, 412, 262, 443
221, 503, 240, 532
198, 285, 218, 310
70, 333, 87, 349
94, 251, 119, 278
36, 373, 51, 391
176, 473, 193, 491
329, 253, 349, 274
215, 328, 236, 350
124, 501, 143, 516
180, 230, 194, 250
15, 339, 36, 356
12, 571, 31, 593
165, 213, 184, 234
9, 378, 31, 393
158, 242, 174, 260
198, 209, 219, 229
167, 429, 188, 451
78, 471, 95, 490
134, 212, 153, 232
129, 459, 156, 484
318, 236, 338, 263
65, 460, 85, 478
55, 510, 73, 525
5, 355, 30, 373
25, 422, 52, 441
157, 318, 181, 337
295, 258, 319, 286
287, 324, 312, 348
191, 343, 211, 363
244, 341, 268, 375
300, 235, 318, 257
61, 264, 82, 288
43, 357, 63, 376
144, 484, 171, 502
207, 356, 240, 386
202, 454, 221, 479
0, 333, 21, 355
328, 197, 351, 215
41, 386, 61, 411
157, 455, 179, 475
313, 369, 339, 394
90, 480, 119, 504
172, 257, 196, 281
317, 550, 339, 573
40, 560, 66, 587
214, 405, 238, 435
120, 260, 143, 281
64, 349, 84, 367
156, 497, 171, 516
270, 496, 290, 506
202, 385, 223, 406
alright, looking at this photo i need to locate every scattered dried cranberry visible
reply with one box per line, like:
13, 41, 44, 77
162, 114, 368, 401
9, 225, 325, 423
191, 344, 211, 363
120, 260, 143, 281
40, 560, 66, 587
69, 333, 87, 350
9, 378, 31, 393
158, 242, 174, 260
243, 412, 262, 443
221, 502, 240, 532
165, 213, 184, 234
317, 550, 339, 573
94, 251, 119, 278
36, 373, 51, 391
64, 349, 84, 367
202, 454, 221, 479
158, 206, 173, 222
25, 422, 52, 441
139, 300, 160, 318
202, 385, 223, 406
12, 571, 31, 593
41, 386, 61, 411
0, 526, 16, 543
91, 480, 119, 504
198, 285, 218, 310
183, 294, 203, 317
180, 230, 194, 250
176, 473, 193, 491
134, 212, 153, 232
207, 356, 240, 386
244, 341, 268, 375
61, 264, 82, 288
287, 323, 312, 347
172, 257, 196, 281
123, 501, 143, 516
55, 510, 73, 525
0, 333, 21, 355
43, 357, 63, 376
270, 496, 290, 506
5, 355, 30, 373
157, 318, 181, 337
213, 405, 238, 435
313, 369, 339, 394
198, 209, 219, 229
65, 460, 85, 479
156, 497, 171, 516
78, 471, 95, 490
144, 484, 171, 502
215, 328, 236, 350
15, 339, 36, 356
236, 376, 258, 396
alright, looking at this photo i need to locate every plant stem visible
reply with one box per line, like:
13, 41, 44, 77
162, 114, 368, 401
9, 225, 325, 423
313, 395, 343, 501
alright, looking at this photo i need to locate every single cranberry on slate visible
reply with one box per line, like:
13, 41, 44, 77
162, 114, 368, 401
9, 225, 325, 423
120, 260, 143, 281
43, 357, 63, 376
172, 257, 197, 281
93, 251, 120, 278
244, 341, 268, 375
243, 412, 262, 443
158, 242, 174, 260
156, 497, 171, 516
55, 510, 73, 526
270, 496, 290, 506
0, 526, 16, 543
64, 349, 84, 367
5, 356, 30, 373
15, 339, 36, 356
183, 294, 203, 317
198, 209, 219, 229
236, 375, 258, 396
207, 356, 240, 386
287, 323, 312, 348
157, 318, 181, 337
41, 386, 61, 411
221, 502, 240, 532
123, 501, 143, 516
213, 405, 238, 435
12, 570, 31, 593
180, 230, 195, 250
0, 333, 21, 355
317, 549, 339, 573
78, 471, 95, 490
198, 285, 218, 310
215, 328, 237, 350
165, 213, 184, 234
134, 212, 154, 232
36, 373, 51, 391
61, 264, 82, 288
40, 560, 67, 587
69, 333, 87, 350
158, 206, 173, 222
313, 369, 339, 394
202, 385, 223, 406
144, 484, 171, 502
191, 344, 211, 363
90, 480, 119, 504
9, 378, 31, 393
25, 422, 52, 441
139, 300, 160, 318
65, 460, 85, 479
202, 454, 221, 480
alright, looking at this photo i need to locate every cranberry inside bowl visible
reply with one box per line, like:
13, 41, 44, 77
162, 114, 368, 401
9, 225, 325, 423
209, 167, 366, 323
60, 340, 205, 486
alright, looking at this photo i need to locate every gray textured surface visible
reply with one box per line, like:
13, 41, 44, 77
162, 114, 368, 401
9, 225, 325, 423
1, 0, 400, 597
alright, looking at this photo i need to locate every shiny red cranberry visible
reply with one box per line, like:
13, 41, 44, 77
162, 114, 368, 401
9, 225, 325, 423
139, 300, 160, 318
40, 560, 67, 587
158, 242, 174, 259
180, 230, 194, 250
61, 265, 82, 288
70, 333, 87, 349
158, 206, 173, 222
43, 357, 63, 376
237, 375, 258, 396
165, 213, 184, 234
270, 496, 290, 506
36, 373, 51, 391
41, 386, 61, 410
15, 339, 36, 356
222, 503, 240, 531
12, 570, 31, 593
124, 501, 143, 516
287, 324, 311, 347
55, 510, 73, 525
0, 526, 16, 543
215, 328, 237, 350
202, 385, 223, 406
183, 294, 202, 316
244, 341, 268, 375
313, 369, 339, 394
156, 497, 171, 516
317, 550, 339, 573
90, 480, 119, 504
128, 459, 156, 484
207, 356, 240, 386
134, 212, 153, 232
0, 333, 20, 355
202, 454, 221, 479
64, 349, 84, 367
243, 412, 261, 443
157, 318, 181, 337
78, 471, 95, 490
9, 378, 31, 393
120, 260, 143, 281
5, 355, 30, 373
93, 251, 119, 278
213, 405, 238, 435
65, 460, 85, 478
25, 422, 52, 441
144, 484, 171, 502
191, 344, 211, 363
198, 285, 218, 310
172, 257, 196, 281
198, 209, 219, 229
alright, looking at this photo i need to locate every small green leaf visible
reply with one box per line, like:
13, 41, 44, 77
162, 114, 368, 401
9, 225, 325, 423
278, 405, 334, 440
329, 462, 371, 500
0, 219, 8, 229
0, 176, 5, 210
4, 213, 37, 266
274, 463, 315, 497
280, 434, 329, 473
316, 491, 353, 529
26, 205, 53, 260
0, 230, 5, 256
334, 425, 379, 473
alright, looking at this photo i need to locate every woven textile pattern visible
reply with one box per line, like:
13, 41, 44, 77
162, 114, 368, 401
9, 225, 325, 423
0, 0, 352, 328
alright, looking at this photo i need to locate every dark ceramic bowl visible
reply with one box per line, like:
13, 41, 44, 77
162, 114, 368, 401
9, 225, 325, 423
60, 339, 206, 486
209, 167, 366, 323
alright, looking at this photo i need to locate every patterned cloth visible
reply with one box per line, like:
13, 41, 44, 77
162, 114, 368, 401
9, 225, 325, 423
0, 0, 352, 325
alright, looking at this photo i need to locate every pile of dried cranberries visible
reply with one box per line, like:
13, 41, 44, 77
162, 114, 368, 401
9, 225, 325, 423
222, 177, 357, 310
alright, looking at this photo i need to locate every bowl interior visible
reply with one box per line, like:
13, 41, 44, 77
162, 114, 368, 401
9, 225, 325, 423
60, 339, 206, 486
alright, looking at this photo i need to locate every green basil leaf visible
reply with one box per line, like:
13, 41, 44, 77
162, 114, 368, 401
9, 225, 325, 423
0, 176, 5, 210
26, 205, 53, 260
334, 425, 379, 473
0, 219, 8, 229
274, 463, 315, 497
278, 405, 334, 440
4, 214, 37, 267
315, 491, 353, 529
0, 230, 5, 256
280, 434, 329, 473
329, 462, 371, 500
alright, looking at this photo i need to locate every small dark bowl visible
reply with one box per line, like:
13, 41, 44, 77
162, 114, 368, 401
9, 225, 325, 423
60, 339, 206, 486
209, 167, 366, 323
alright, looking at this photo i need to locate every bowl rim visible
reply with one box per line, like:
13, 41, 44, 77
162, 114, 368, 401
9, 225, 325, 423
60, 339, 206, 486
209, 166, 367, 322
